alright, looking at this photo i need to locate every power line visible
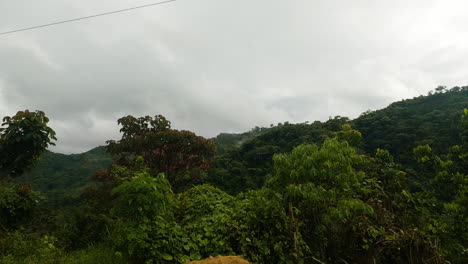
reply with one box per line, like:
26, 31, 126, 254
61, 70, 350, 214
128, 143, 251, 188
0, 0, 176, 36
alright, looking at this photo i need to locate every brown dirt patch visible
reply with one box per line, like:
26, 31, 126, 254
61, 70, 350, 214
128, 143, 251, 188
186, 256, 250, 264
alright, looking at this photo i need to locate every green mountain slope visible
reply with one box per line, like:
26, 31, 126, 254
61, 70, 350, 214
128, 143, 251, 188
16, 87, 468, 201
353, 87, 468, 162
213, 126, 272, 154
207, 87, 468, 193
206, 118, 349, 194
15, 146, 112, 205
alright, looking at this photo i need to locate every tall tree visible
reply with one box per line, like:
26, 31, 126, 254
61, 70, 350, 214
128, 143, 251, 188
106, 115, 216, 189
0, 110, 56, 179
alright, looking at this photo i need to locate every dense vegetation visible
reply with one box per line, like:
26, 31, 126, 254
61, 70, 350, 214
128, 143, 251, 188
1, 87, 467, 263
353, 86, 468, 163
15, 147, 112, 207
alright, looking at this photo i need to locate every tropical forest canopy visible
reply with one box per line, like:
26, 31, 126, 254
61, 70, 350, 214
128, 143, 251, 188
1, 86, 467, 264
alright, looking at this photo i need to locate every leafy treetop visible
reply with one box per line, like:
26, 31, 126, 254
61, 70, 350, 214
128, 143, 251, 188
0, 110, 56, 179
106, 115, 216, 189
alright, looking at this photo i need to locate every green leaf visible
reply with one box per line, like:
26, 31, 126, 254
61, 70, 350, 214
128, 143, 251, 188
162, 253, 173, 260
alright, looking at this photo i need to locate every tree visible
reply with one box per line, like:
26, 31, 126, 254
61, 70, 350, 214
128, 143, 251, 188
334, 124, 363, 148
435, 85, 447, 93
0, 110, 56, 179
270, 138, 365, 190
268, 139, 372, 262
106, 115, 216, 189
110, 172, 187, 263
0, 181, 38, 230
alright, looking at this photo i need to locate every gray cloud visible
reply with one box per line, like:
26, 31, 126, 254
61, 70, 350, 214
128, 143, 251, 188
1, 0, 468, 153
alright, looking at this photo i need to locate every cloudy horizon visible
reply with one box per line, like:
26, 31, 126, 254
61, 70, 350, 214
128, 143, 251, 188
1, 0, 468, 153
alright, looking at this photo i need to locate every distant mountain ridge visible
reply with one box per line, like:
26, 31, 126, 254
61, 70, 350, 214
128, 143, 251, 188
17, 87, 468, 201
353, 86, 468, 162
206, 87, 468, 193
213, 126, 273, 154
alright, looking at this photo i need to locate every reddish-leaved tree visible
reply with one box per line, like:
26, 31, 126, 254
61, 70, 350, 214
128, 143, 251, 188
106, 115, 216, 189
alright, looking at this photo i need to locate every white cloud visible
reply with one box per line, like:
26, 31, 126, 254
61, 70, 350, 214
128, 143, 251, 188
1, 0, 467, 153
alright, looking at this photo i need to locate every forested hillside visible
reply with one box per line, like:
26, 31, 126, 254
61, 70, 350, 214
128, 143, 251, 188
213, 126, 272, 154
14, 146, 112, 206
353, 86, 468, 162
1, 88, 467, 264
207, 87, 468, 194
207, 118, 348, 194
17, 87, 468, 199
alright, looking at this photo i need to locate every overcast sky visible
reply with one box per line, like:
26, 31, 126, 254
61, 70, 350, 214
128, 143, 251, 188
1, 0, 468, 153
